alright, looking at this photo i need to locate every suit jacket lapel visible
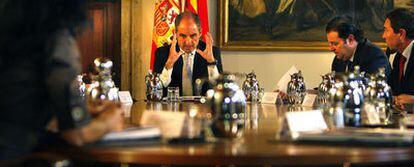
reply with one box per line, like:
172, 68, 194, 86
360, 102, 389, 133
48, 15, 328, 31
352, 39, 366, 68
404, 46, 414, 83
173, 56, 183, 87
333, 58, 346, 72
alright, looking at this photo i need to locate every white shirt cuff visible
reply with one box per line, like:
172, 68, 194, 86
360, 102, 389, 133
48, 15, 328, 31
207, 65, 220, 80
160, 67, 173, 87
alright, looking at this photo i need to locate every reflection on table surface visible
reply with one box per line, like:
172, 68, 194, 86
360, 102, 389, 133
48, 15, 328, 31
48, 101, 414, 166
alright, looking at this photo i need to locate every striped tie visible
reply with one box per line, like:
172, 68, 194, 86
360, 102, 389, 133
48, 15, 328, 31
182, 53, 193, 96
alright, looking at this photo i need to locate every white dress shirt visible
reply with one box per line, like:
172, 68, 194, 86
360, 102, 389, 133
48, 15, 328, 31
389, 52, 397, 69
159, 49, 220, 93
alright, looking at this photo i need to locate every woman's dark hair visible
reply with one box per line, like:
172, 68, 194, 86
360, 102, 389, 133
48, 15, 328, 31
386, 8, 414, 39
0, 0, 87, 66
326, 15, 365, 43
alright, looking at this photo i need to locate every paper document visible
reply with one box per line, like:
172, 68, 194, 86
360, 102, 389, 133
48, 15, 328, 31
301, 94, 317, 107
140, 110, 187, 138
294, 128, 414, 145
261, 92, 279, 104
180, 96, 203, 102
119, 91, 133, 103
100, 126, 161, 142
277, 66, 299, 93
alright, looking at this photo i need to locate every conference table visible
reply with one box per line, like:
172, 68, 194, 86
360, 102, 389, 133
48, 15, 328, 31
47, 101, 414, 166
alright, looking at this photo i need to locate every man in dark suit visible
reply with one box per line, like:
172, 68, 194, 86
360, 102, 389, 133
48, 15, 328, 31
326, 16, 391, 77
383, 8, 414, 108
153, 11, 223, 96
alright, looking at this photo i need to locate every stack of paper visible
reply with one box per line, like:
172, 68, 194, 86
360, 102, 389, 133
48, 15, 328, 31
100, 126, 161, 142
293, 128, 414, 145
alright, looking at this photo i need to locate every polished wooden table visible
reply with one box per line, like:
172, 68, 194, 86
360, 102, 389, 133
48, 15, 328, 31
49, 101, 414, 166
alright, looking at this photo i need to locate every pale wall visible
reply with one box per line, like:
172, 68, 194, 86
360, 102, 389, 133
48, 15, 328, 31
220, 51, 334, 90
131, 0, 334, 99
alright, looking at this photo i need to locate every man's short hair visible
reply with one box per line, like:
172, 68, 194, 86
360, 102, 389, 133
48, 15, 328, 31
325, 15, 365, 43
386, 8, 414, 39
174, 11, 201, 31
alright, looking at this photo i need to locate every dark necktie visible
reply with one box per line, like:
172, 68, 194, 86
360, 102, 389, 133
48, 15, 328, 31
399, 55, 407, 83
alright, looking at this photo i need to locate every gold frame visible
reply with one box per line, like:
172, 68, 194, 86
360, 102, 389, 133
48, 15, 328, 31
217, 0, 387, 51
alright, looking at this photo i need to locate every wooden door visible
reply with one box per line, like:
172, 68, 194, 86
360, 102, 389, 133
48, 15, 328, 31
76, 0, 121, 85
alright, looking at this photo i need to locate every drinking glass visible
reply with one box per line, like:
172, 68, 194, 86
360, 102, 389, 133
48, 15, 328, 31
167, 87, 180, 102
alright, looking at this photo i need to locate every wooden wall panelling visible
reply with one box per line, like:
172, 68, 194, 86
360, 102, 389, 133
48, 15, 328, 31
131, 0, 145, 100
120, 0, 131, 91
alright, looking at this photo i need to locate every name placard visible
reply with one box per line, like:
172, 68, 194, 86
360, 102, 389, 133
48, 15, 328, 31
121, 103, 133, 118
261, 92, 279, 104
140, 110, 186, 138
285, 110, 327, 133
119, 91, 133, 103
364, 103, 380, 125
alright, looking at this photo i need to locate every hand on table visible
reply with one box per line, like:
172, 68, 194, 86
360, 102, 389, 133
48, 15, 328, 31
395, 94, 414, 110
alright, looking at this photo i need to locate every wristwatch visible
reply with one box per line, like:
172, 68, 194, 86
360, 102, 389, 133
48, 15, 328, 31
206, 60, 217, 66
